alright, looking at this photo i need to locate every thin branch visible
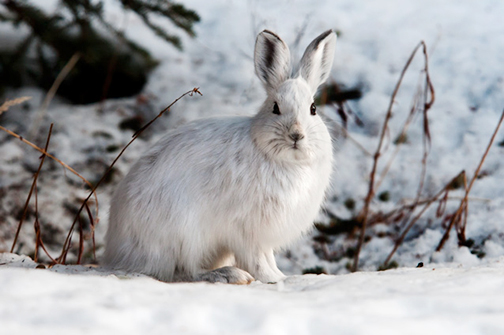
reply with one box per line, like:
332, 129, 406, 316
374, 84, 423, 191
383, 171, 465, 265
0, 96, 31, 115
415, 44, 435, 199
0, 125, 99, 215
57, 87, 202, 263
33, 185, 40, 262
29, 53, 81, 137
85, 202, 97, 261
436, 109, 504, 251
329, 120, 373, 157
456, 172, 469, 243
353, 41, 430, 272
375, 43, 435, 203
77, 216, 84, 264
10, 124, 53, 253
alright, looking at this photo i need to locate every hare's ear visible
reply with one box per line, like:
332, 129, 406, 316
297, 30, 337, 92
254, 30, 291, 92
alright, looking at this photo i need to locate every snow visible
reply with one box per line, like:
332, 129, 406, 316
1, 0, 504, 333
2, 252, 504, 334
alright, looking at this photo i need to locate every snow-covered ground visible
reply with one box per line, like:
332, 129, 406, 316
1, 0, 504, 333
2, 252, 504, 334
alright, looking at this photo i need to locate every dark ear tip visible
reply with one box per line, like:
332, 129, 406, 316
320, 30, 335, 40
260, 30, 282, 41
309, 30, 336, 50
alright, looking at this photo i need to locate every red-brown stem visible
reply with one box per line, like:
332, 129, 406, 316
85, 202, 97, 260
33, 185, 40, 263
436, 109, 504, 251
383, 171, 464, 266
33, 183, 57, 264
457, 171, 469, 244
0, 125, 99, 216
353, 42, 428, 272
77, 217, 84, 264
10, 124, 54, 253
57, 88, 202, 263
383, 193, 440, 266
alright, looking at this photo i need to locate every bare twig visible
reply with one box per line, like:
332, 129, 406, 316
353, 41, 433, 272
291, 15, 311, 59
375, 43, 435, 198
33, 170, 57, 264
457, 172, 469, 243
33, 185, 40, 262
329, 120, 373, 157
1, 95, 97, 211
35, 223, 57, 264
377, 43, 436, 266
415, 44, 435, 199
77, 216, 84, 264
29, 53, 81, 136
57, 87, 202, 263
374, 83, 423, 190
10, 124, 53, 253
0, 96, 31, 115
0, 125, 99, 215
436, 109, 504, 251
85, 202, 97, 261
383, 170, 465, 265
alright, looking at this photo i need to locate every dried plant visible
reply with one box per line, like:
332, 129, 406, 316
2, 88, 201, 264
0, 96, 31, 115
10, 124, 53, 254
436, 109, 504, 251
352, 41, 434, 272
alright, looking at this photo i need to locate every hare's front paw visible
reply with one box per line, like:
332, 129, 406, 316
239, 250, 286, 284
254, 271, 286, 284
196, 266, 254, 285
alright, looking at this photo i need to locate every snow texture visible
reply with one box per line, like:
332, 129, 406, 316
1, 0, 504, 333
2, 252, 504, 334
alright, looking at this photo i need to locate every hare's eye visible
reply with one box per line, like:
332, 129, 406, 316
310, 103, 317, 116
273, 102, 281, 115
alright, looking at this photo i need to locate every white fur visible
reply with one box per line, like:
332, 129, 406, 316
103, 30, 337, 284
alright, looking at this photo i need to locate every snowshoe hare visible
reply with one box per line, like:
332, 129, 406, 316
104, 30, 337, 284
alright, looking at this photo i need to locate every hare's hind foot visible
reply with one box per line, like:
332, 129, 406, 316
196, 266, 254, 285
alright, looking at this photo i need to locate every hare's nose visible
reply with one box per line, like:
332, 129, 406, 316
289, 132, 304, 142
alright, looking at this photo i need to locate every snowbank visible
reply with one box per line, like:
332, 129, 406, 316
2, 253, 504, 334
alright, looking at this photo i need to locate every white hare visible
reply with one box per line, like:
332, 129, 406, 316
103, 30, 337, 284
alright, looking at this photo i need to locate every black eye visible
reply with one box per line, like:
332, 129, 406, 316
273, 102, 281, 115
310, 103, 317, 116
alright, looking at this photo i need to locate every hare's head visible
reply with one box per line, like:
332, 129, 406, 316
251, 30, 337, 163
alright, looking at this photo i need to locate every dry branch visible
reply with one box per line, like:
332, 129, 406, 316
57, 87, 202, 263
10, 124, 54, 253
383, 170, 465, 266
352, 41, 434, 272
374, 74, 424, 191
0, 96, 32, 115
436, 109, 504, 251
0, 125, 99, 215
33, 179, 57, 264
29, 53, 81, 136
1, 97, 99, 215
